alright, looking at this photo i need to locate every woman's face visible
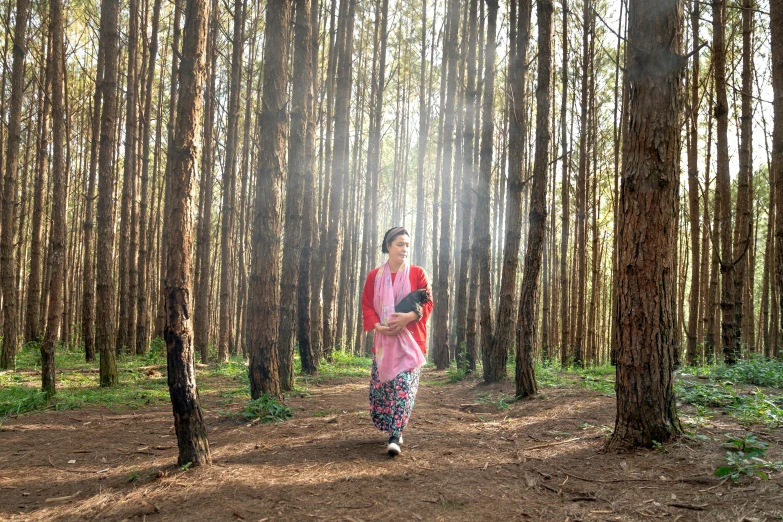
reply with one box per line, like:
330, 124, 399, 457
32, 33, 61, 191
387, 233, 410, 265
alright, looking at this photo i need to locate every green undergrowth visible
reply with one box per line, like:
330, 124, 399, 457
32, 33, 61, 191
0, 343, 376, 422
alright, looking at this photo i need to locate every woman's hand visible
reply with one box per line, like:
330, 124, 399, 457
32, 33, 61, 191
374, 322, 391, 336
386, 312, 417, 335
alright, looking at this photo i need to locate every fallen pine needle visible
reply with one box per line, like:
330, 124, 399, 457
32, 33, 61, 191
45, 491, 81, 503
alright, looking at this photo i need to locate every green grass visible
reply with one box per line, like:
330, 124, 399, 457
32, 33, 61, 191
1, 344, 378, 422
675, 380, 783, 426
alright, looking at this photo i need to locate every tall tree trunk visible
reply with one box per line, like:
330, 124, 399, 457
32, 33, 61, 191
559, 0, 570, 366
456, 0, 478, 369
136, 0, 162, 355
156, 2, 182, 339
81, 41, 100, 362
774, 0, 783, 350
732, 0, 753, 359
249, 0, 290, 399
713, 0, 738, 364
280, 0, 313, 389
118, 0, 140, 355
0, 0, 29, 369
434, 0, 462, 370
194, 0, 218, 363
609, 0, 683, 450
476, 0, 497, 367
218, 0, 246, 363
298, 0, 319, 374
573, 0, 591, 367
165, 0, 212, 467
516, 0, 551, 398
414, 0, 428, 267
26, 35, 51, 348
685, 0, 700, 365
41, 0, 65, 395
96, 0, 120, 386
483, 0, 531, 382
322, 0, 356, 360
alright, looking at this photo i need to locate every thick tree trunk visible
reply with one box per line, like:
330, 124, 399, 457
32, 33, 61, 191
280, 0, 313, 388
41, 0, 65, 395
515, 0, 551, 398
96, 0, 120, 387
609, 0, 683, 450
0, 0, 29, 369
165, 0, 212, 467
249, 0, 290, 399
483, 0, 531, 382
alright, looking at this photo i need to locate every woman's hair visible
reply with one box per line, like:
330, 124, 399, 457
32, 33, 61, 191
381, 227, 409, 254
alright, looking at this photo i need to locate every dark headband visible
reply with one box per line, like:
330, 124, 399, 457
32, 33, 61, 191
385, 227, 407, 244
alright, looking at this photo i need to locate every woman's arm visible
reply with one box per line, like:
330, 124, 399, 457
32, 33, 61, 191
417, 267, 433, 324
361, 269, 381, 331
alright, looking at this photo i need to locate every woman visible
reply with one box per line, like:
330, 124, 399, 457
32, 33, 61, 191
361, 227, 432, 457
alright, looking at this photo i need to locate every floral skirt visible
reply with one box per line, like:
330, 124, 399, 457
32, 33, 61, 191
369, 357, 421, 438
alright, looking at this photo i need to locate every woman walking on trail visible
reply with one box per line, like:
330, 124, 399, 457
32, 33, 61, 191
361, 227, 433, 457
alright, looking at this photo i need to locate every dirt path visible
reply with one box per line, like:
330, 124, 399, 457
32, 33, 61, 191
1, 367, 781, 521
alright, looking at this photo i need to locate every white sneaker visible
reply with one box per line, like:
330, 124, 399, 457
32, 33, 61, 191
387, 441, 401, 457
399, 435, 403, 444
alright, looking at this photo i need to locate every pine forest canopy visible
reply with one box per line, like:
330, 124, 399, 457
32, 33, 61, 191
0, 0, 780, 460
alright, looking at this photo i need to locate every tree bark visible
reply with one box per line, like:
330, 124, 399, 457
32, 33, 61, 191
559, 0, 570, 366
165, 0, 212, 467
434, 0, 462, 370
41, 0, 65, 396
476, 0, 498, 368
136, 0, 163, 355
0, 0, 29, 369
96, 0, 120, 387
712, 0, 737, 364
26, 34, 51, 349
774, 0, 783, 350
609, 0, 683, 449
249, 0, 290, 399
685, 0, 700, 365
194, 0, 218, 363
322, 0, 356, 360
297, 0, 319, 374
516, 0, 551, 398
280, 0, 313, 388
732, 0, 753, 360
117, 0, 140, 355
456, 0, 478, 369
218, 0, 246, 363
483, 0, 531, 382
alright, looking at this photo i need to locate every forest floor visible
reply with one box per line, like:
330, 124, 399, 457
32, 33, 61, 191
1, 350, 783, 522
